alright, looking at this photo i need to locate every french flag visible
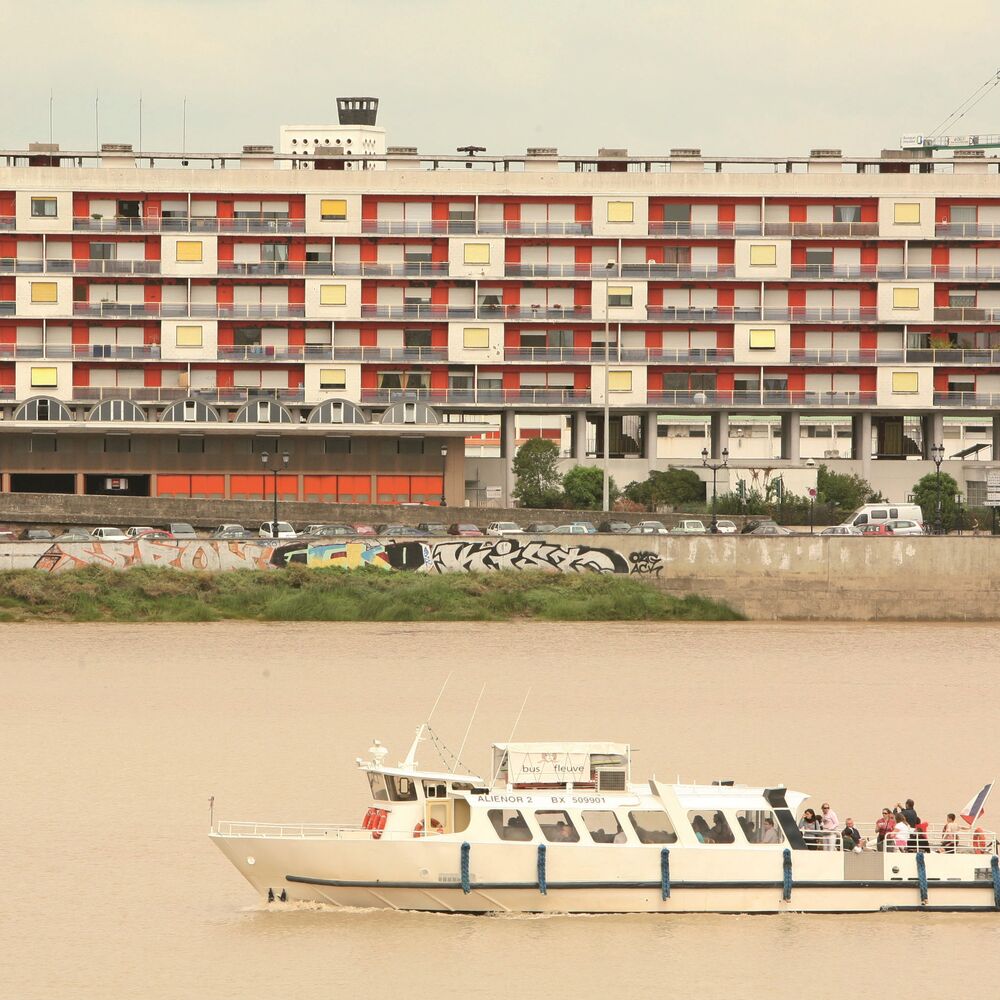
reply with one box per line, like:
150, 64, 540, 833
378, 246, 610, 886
961, 781, 994, 826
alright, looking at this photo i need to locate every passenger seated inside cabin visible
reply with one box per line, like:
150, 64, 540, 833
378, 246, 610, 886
759, 817, 781, 844
710, 812, 735, 844
737, 816, 756, 842
535, 810, 580, 843
628, 810, 679, 845
691, 815, 713, 844
582, 810, 625, 844
488, 809, 532, 842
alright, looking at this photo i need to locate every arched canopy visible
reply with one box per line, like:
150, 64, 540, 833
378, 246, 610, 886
159, 398, 221, 423
234, 398, 294, 424
87, 398, 147, 422
307, 398, 367, 425
14, 396, 73, 421
379, 401, 441, 425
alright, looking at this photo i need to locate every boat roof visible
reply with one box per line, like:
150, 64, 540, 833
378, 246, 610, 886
493, 741, 629, 755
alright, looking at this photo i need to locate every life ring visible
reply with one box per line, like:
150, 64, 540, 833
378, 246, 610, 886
413, 817, 444, 838
363, 807, 388, 840
973, 828, 988, 853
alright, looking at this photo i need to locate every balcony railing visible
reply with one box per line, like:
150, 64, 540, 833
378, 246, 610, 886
763, 222, 878, 238
487, 304, 593, 321
361, 388, 592, 405
505, 263, 614, 279
0, 258, 162, 276
763, 307, 878, 323
790, 265, 884, 281
72, 303, 306, 319
330, 346, 448, 362
360, 303, 476, 320
70, 387, 306, 404
934, 391, 1000, 407
215, 345, 332, 362
645, 306, 761, 322
935, 223, 1000, 238
0, 386, 14, 399
477, 221, 593, 237
218, 261, 333, 277
72, 217, 306, 234
361, 220, 476, 236
789, 349, 903, 364
928, 266, 1000, 281
646, 389, 876, 407
933, 307, 1000, 323
0, 344, 159, 360
907, 347, 1000, 364
623, 263, 737, 280
0, 301, 14, 315
0, 217, 14, 231
648, 222, 764, 237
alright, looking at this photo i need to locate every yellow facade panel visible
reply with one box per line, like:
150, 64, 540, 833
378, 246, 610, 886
607, 201, 634, 223
30, 367, 58, 387
175, 240, 203, 262
608, 370, 633, 392
320, 284, 347, 306
30, 281, 58, 303
749, 328, 777, 349
893, 287, 920, 309
463, 327, 490, 349
749, 244, 777, 266
894, 202, 921, 224
175, 325, 203, 347
320, 198, 347, 220
463, 243, 491, 265
891, 371, 919, 393
320, 368, 347, 388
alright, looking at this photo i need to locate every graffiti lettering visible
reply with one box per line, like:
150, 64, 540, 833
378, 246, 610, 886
429, 539, 630, 575
628, 550, 664, 576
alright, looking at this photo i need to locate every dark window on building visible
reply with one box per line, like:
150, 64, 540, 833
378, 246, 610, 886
233, 327, 263, 346
30, 434, 57, 452
663, 204, 691, 223
403, 329, 432, 348
324, 436, 351, 455
104, 435, 131, 453
117, 200, 141, 219
90, 242, 116, 260
397, 438, 424, 455
251, 436, 279, 454
833, 205, 861, 223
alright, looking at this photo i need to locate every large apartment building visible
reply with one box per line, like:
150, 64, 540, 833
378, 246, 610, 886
2, 98, 1000, 507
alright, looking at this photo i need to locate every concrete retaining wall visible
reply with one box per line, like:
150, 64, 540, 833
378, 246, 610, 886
1, 532, 999, 621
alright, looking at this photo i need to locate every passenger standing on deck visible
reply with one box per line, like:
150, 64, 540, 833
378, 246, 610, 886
875, 808, 895, 851
898, 799, 921, 852
941, 814, 960, 854
893, 816, 912, 852
820, 803, 840, 851
799, 808, 821, 849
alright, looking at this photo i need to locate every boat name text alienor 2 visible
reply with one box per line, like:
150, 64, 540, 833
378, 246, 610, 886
478, 794, 608, 805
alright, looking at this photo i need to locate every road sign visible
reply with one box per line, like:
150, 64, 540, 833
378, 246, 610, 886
808, 488, 817, 498
986, 471, 1000, 507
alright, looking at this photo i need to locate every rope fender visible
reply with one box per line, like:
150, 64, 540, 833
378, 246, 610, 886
916, 851, 928, 904
660, 848, 671, 901
460, 842, 471, 895
782, 848, 792, 901
537, 843, 547, 895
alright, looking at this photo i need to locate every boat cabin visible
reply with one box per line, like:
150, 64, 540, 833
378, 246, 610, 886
491, 742, 631, 792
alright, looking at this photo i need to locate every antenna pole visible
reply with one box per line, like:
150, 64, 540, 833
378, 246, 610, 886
48, 90, 53, 147
456, 683, 486, 769
182, 96, 187, 156
138, 92, 143, 157
95, 91, 100, 151
426, 672, 451, 726
489, 689, 530, 791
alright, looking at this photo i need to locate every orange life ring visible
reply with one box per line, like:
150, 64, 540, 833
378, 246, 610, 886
413, 818, 443, 838
973, 828, 988, 853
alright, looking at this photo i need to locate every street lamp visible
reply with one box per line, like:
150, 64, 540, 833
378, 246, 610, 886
805, 457, 816, 535
701, 446, 729, 533
931, 442, 945, 535
440, 444, 448, 507
260, 450, 290, 537
602, 258, 616, 512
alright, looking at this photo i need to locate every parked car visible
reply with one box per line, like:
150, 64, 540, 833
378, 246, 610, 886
820, 525, 863, 536
125, 526, 155, 538
21, 528, 54, 540
742, 519, 777, 534
747, 523, 797, 536
553, 524, 589, 534
628, 525, 668, 535
860, 523, 894, 536
376, 524, 429, 536
352, 524, 377, 536
597, 521, 632, 533
212, 523, 248, 537
670, 520, 707, 535
714, 520, 738, 535
524, 522, 557, 534
448, 523, 484, 537
572, 521, 598, 534
303, 524, 356, 537
636, 520, 669, 533
842, 503, 924, 530
884, 519, 924, 536
168, 522, 198, 539
486, 521, 524, 536
0, 530, 17, 542
135, 529, 175, 540
259, 521, 296, 539
416, 522, 449, 536
90, 526, 128, 541
54, 531, 90, 542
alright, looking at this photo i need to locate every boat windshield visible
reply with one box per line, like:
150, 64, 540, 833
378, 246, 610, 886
367, 772, 389, 802
628, 810, 678, 844
385, 775, 418, 801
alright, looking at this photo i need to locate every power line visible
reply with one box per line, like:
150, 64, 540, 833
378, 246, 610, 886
929, 68, 1000, 136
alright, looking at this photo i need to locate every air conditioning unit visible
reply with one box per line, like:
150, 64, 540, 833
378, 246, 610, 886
597, 769, 627, 792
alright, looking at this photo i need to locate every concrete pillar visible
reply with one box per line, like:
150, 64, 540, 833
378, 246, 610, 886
644, 411, 659, 462
710, 412, 729, 460
74, 472, 85, 496
0, 471, 10, 493
924, 413, 945, 458
852, 412, 873, 471
781, 412, 800, 462
572, 412, 589, 461
501, 409, 517, 506
993, 416, 1000, 461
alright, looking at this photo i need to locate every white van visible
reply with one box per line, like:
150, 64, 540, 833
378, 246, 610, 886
842, 504, 924, 528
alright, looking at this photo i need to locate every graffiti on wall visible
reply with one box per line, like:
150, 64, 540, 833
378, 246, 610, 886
25, 537, 663, 577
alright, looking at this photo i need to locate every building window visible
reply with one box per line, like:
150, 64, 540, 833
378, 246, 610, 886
607, 201, 634, 223
463, 243, 490, 265
90, 242, 116, 260
463, 327, 490, 349
175, 325, 203, 347
30, 197, 57, 218
30, 434, 57, 452
30, 366, 58, 387
104, 435, 131, 453
894, 202, 921, 225
324, 436, 351, 454
891, 371, 919, 394
175, 240, 203, 262
607, 285, 633, 307
749, 244, 777, 266
30, 282, 58, 304
834, 205, 861, 223
320, 283, 347, 305
893, 287, 920, 309
397, 438, 424, 455
749, 329, 776, 350
177, 436, 205, 453
319, 368, 346, 389
608, 370, 632, 392
663, 204, 691, 223
320, 198, 347, 220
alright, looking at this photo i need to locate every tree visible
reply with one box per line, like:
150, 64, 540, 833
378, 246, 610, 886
562, 465, 618, 509
816, 464, 883, 514
511, 438, 563, 508
624, 467, 705, 510
911, 470, 961, 532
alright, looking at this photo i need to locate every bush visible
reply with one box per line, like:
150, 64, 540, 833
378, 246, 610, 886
512, 438, 564, 508
624, 468, 706, 510
561, 465, 618, 509
911, 471, 961, 532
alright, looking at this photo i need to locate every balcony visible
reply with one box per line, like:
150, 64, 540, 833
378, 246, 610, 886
0, 386, 14, 400
789, 265, 884, 281
790, 349, 902, 364
646, 389, 876, 407
0, 301, 14, 315
927, 266, 1000, 281
0, 258, 162, 276
763, 222, 878, 238
907, 347, 1000, 364
361, 220, 475, 236
330, 346, 448, 362
764, 307, 878, 324
624, 263, 737, 280
70, 386, 306, 404
933, 307, 1000, 323
487, 304, 592, 321
935, 223, 1000, 239
934, 391, 1000, 408
72, 303, 306, 320
645, 306, 761, 322
72, 217, 307, 235
216, 345, 330, 362
361, 388, 592, 406
478, 221, 592, 237
0, 217, 14, 231
631, 347, 735, 364
505, 263, 609, 279
648, 222, 763, 237
361, 303, 476, 320
218, 261, 334, 277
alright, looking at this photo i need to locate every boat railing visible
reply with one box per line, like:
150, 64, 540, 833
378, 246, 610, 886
214, 820, 451, 841
802, 822, 998, 854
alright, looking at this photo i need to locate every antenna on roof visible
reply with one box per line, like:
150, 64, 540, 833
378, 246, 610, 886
426, 672, 452, 726
455, 683, 486, 770
489, 690, 531, 792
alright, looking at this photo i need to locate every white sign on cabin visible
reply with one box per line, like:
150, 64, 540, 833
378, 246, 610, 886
507, 750, 590, 784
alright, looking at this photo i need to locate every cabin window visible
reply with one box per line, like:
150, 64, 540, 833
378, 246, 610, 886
628, 810, 678, 844
385, 775, 418, 801
582, 810, 625, 844
535, 810, 580, 843
423, 780, 448, 798
488, 809, 532, 842
737, 810, 784, 844
688, 811, 736, 845
367, 772, 389, 802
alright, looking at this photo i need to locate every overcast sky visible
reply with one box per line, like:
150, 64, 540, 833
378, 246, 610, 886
5, 0, 1000, 157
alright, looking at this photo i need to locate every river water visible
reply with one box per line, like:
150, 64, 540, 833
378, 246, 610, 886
3, 621, 1000, 997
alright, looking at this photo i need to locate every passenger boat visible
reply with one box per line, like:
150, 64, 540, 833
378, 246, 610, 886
211, 726, 1000, 913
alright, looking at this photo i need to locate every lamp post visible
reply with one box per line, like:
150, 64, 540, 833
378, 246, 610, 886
701, 446, 729, 533
806, 457, 816, 534
260, 450, 290, 537
931, 442, 945, 535
440, 444, 448, 507
602, 258, 615, 512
